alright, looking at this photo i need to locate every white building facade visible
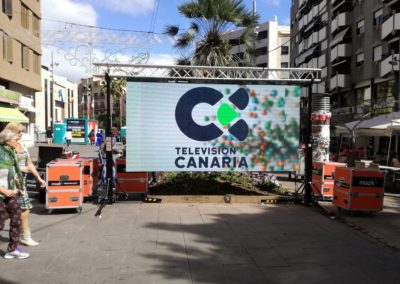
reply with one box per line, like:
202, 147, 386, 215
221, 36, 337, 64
35, 66, 79, 133
222, 18, 290, 68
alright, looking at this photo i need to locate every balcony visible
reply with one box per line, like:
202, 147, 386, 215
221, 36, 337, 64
330, 27, 350, 47
330, 43, 351, 62
312, 82, 325, 94
330, 74, 351, 90
381, 13, 400, 40
331, 12, 351, 34
380, 54, 399, 77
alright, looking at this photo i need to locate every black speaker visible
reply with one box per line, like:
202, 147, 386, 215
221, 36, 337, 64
37, 146, 64, 169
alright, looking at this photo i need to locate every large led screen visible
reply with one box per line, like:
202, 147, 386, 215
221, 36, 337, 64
126, 82, 301, 172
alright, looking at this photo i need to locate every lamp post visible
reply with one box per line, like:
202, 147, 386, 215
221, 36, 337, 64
389, 41, 400, 112
252, 0, 258, 66
50, 51, 59, 127
105, 72, 114, 203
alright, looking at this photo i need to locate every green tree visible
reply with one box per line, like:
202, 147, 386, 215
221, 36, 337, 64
101, 78, 127, 129
165, 0, 259, 66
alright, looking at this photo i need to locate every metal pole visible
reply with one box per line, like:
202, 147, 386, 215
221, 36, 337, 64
304, 84, 313, 204
50, 51, 55, 126
105, 72, 114, 203
397, 38, 400, 112
252, 0, 257, 66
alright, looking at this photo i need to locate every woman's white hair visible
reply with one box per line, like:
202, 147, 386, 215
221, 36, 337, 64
0, 128, 18, 144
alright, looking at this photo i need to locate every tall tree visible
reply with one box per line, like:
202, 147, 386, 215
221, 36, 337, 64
165, 0, 259, 66
101, 78, 127, 128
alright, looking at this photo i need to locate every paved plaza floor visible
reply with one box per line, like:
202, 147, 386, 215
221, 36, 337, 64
1, 201, 400, 284
1, 143, 400, 283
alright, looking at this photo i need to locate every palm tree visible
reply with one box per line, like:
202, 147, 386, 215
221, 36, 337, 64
164, 0, 259, 67
101, 78, 127, 129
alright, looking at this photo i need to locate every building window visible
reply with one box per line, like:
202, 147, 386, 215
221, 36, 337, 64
256, 46, 268, 56
356, 19, 364, 35
21, 45, 30, 70
2, 0, 12, 17
373, 45, 382, 62
373, 9, 383, 27
258, 30, 268, 40
2, 34, 13, 62
21, 4, 29, 29
33, 52, 40, 73
281, 62, 289, 68
228, 38, 240, 46
281, 46, 289, 55
356, 52, 364, 67
32, 14, 40, 37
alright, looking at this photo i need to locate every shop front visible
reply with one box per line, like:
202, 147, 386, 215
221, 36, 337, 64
0, 88, 31, 145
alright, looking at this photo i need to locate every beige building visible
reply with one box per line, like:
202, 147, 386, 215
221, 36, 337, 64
35, 66, 79, 132
78, 77, 126, 129
0, 0, 41, 146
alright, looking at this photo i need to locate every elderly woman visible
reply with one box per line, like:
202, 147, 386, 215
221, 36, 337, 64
5, 122, 45, 246
0, 128, 29, 259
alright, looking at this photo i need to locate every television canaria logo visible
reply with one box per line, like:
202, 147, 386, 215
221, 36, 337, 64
175, 87, 249, 141
174, 87, 249, 170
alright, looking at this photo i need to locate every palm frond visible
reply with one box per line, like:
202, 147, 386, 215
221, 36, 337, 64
164, 25, 180, 36
175, 32, 195, 49
166, 0, 258, 67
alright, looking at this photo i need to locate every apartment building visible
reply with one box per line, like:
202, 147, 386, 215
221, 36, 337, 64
290, 0, 397, 126
0, 0, 41, 145
78, 77, 126, 129
35, 66, 78, 133
222, 17, 290, 68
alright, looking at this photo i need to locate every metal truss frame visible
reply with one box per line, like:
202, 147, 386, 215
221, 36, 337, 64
93, 63, 321, 85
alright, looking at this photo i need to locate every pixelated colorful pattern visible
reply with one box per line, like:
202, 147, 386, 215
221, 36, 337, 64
206, 85, 301, 171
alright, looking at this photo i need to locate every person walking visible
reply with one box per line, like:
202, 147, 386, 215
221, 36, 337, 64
5, 123, 46, 246
64, 130, 72, 148
0, 128, 30, 259
95, 130, 103, 147
88, 129, 95, 146
45, 127, 53, 145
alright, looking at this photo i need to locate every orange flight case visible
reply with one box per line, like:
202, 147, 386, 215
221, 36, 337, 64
46, 160, 83, 213
333, 167, 385, 213
115, 158, 148, 197
56, 158, 98, 201
312, 161, 346, 200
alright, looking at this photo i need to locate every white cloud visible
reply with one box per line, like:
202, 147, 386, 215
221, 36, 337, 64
41, 0, 173, 82
92, 0, 155, 16
42, 0, 97, 28
41, 0, 98, 81
148, 53, 176, 65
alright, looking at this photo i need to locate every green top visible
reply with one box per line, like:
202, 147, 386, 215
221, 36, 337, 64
0, 144, 24, 199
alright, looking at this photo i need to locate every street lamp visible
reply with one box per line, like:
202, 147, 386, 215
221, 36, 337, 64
82, 84, 91, 119
252, 0, 258, 66
50, 51, 59, 127
389, 51, 400, 112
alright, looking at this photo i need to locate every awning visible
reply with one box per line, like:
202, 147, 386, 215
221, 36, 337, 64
0, 88, 20, 105
19, 105, 38, 113
295, 45, 317, 65
0, 105, 29, 123
331, 27, 349, 47
335, 112, 400, 137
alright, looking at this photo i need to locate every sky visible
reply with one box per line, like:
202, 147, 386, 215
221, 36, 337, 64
41, 0, 291, 82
